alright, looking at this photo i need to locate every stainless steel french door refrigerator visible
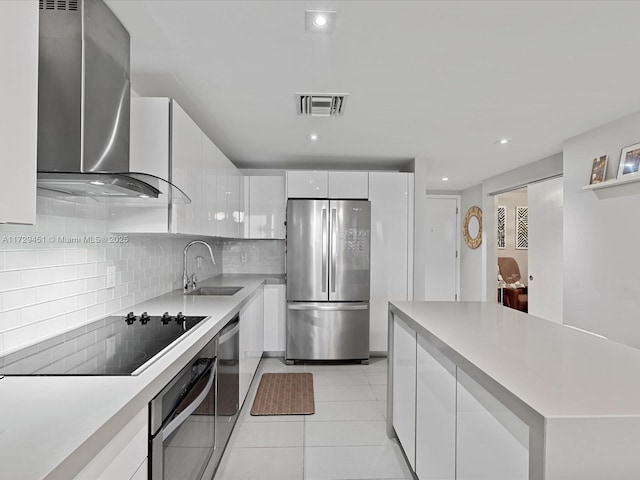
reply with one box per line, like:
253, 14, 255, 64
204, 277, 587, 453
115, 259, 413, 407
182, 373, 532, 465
286, 199, 370, 363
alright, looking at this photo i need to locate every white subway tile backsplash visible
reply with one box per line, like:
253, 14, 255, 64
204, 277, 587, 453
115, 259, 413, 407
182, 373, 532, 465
64, 249, 87, 265
64, 310, 86, 329
21, 303, 54, 326
0, 310, 22, 330
86, 276, 106, 291
121, 293, 135, 309
76, 292, 97, 309
38, 249, 65, 267
64, 279, 86, 296
54, 265, 77, 282
37, 315, 66, 339
4, 323, 37, 351
86, 248, 105, 263
50, 297, 76, 317
0, 271, 22, 292
86, 303, 106, 322
23, 267, 55, 288
0, 199, 255, 355
5, 251, 39, 270
96, 288, 113, 304
36, 283, 66, 303
76, 263, 97, 278
105, 299, 120, 314
3, 288, 37, 310
114, 284, 127, 298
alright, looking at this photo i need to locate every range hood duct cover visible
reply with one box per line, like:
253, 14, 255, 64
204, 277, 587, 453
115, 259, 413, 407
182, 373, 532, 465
36, 0, 189, 204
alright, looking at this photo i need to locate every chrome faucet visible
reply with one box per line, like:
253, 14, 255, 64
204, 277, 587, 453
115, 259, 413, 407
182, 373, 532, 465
183, 240, 216, 291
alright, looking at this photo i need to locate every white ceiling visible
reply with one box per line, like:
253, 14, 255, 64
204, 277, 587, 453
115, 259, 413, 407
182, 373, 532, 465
106, 0, 640, 191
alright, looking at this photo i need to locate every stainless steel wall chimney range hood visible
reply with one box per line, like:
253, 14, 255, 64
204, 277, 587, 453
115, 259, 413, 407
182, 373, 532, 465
36, 0, 189, 204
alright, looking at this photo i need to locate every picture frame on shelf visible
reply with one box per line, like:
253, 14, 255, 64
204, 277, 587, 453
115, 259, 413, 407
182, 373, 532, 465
589, 155, 608, 185
617, 143, 640, 179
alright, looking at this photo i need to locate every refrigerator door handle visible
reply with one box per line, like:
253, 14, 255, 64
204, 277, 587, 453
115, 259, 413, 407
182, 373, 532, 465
322, 207, 328, 292
330, 208, 337, 293
288, 304, 369, 311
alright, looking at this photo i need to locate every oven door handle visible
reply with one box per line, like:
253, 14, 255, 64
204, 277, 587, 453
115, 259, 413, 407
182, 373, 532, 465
162, 361, 217, 441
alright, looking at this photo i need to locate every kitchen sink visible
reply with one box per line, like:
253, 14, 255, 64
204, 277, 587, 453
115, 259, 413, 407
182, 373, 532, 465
185, 286, 244, 296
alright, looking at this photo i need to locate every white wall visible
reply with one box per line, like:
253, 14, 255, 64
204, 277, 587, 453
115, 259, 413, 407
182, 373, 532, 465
460, 184, 483, 300
563, 110, 640, 347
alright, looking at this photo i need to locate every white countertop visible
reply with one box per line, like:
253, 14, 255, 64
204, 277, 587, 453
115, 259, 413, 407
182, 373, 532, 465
390, 301, 640, 418
0, 274, 280, 480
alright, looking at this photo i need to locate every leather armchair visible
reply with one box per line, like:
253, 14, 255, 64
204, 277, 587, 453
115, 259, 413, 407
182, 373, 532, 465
498, 257, 528, 313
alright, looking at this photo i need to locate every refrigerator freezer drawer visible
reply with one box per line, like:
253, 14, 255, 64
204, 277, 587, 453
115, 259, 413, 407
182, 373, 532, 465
286, 302, 369, 361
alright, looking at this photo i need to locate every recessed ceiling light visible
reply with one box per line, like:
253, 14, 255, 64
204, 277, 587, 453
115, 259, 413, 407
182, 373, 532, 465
305, 10, 336, 33
495, 138, 511, 145
442, 177, 449, 181
307, 133, 319, 141
313, 15, 327, 27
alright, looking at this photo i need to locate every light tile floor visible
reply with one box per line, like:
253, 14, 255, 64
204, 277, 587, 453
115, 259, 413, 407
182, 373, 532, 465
213, 357, 413, 480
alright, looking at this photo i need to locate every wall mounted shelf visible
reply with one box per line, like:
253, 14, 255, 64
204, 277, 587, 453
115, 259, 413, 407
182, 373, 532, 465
582, 173, 640, 199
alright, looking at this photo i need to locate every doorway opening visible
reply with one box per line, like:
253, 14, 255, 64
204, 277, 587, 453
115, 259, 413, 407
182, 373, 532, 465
492, 177, 563, 323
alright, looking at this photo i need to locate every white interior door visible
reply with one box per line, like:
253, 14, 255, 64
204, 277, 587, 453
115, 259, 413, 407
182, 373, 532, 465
528, 177, 563, 323
423, 197, 459, 301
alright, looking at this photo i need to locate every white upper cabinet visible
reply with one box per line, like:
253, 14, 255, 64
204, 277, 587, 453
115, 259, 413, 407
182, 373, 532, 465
286, 170, 328, 198
1, 1, 38, 225
287, 170, 369, 199
201, 135, 218, 236
111, 97, 244, 238
328, 171, 368, 199
227, 167, 243, 239
245, 176, 286, 239
171, 101, 203, 235
110, 97, 171, 233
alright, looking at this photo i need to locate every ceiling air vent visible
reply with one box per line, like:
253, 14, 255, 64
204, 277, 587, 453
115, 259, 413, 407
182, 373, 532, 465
296, 93, 349, 117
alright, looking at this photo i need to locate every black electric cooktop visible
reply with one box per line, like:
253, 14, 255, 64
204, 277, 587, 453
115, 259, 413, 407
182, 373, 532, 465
0, 313, 207, 376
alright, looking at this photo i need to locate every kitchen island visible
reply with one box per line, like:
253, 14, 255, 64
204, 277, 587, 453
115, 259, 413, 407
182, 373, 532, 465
388, 301, 640, 480
0, 274, 281, 480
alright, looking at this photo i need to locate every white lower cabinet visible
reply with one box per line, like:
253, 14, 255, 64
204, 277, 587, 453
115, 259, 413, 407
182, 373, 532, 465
74, 407, 147, 480
263, 284, 286, 353
392, 319, 529, 480
416, 335, 456, 480
239, 288, 265, 405
456, 369, 529, 480
392, 316, 417, 470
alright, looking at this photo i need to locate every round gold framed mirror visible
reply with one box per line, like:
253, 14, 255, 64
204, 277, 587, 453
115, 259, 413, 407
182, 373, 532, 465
463, 206, 482, 249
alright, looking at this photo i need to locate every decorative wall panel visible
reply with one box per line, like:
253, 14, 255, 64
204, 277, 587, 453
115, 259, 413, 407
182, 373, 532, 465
516, 206, 528, 250
497, 206, 506, 249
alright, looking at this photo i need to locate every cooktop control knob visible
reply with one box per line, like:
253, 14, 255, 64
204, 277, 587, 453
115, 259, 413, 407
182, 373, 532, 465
125, 312, 136, 325
140, 312, 150, 325
161, 312, 172, 324
176, 312, 186, 323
